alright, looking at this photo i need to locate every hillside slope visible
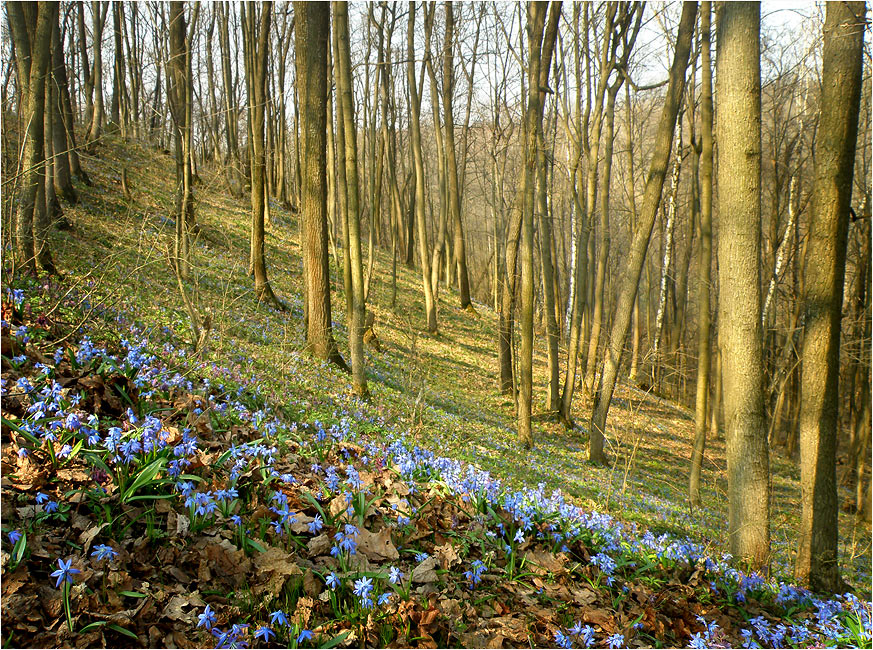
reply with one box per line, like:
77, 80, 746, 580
1, 135, 870, 648
51, 136, 871, 584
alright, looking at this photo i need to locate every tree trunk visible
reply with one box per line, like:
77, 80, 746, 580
53, 10, 89, 186
689, 1, 714, 509
167, 1, 193, 279
242, 1, 282, 308
518, 1, 559, 447
297, 1, 347, 372
48, 9, 77, 204
334, 0, 370, 397
517, 2, 548, 449
795, 0, 866, 593
559, 5, 590, 423
406, 2, 438, 333
652, 130, 682, 391
716, 1, 769, 568
43, 63, 63, 223
9, 1, 57, 275
588, 2, 697, 464
86, 1, 107, 146
442, 2, 473, 310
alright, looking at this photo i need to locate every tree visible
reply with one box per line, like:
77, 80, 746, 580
110, 2, 128, 133
588, 1, 697, 464
581, 3, 643, 396
518, 1, 560, 448
167, 1, 195, 279
296, 1, 347, 372
535, 3, 562, 414
52, 8, 89, 187
407, 1, 439, 333
689, 0, 714, 509
795, 0, 866, 592
86, 1, 108, 147
442, 1, 473, 310
217, 3, 244, 197
559, 3, 590, 421
716, 1, 769, 568
8, 1, 58, 275
241, 1, 282, 308
334, 0, 369, 398
48, 7, 78, 205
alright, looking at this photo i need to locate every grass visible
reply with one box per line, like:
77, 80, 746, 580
18, 131, 873, 591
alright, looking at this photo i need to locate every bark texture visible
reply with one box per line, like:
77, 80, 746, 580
716, 1, 769, 568
795, 0, 866, 592
588, 1, 697, 464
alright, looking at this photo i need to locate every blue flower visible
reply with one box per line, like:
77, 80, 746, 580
353, 576, 374, 598
606, 633, 625, 649
91, 544, 118, 561
513, 528, 525, 544
740, 629, 760, 648
579, 625, 595, 648
308, 515, 323, 534
269, 610, 288, 627
388, 566, 403, 584
35, 492, 49, 504
253, 626, 275, 642
554, 630, 572, 649
326, 572, 340, 590
50, 557, 80, 588
7, 530, 22, 545
591, 552, 616, 575
296, 630, 313, 644
688, 633, 708, 649
377, 592, 391, 606
197, 604, 217, 629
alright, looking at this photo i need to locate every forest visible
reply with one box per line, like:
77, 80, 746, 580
0, 1, 871, 648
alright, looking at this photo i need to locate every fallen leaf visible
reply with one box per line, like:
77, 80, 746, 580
357, 527, 399, 562
411, 556, 439, 584
251, 546, 302, 597
434, 543, 460, 571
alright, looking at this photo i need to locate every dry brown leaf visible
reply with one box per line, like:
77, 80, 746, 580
411, 556, 439, 584
526, 549, 568, 576
307, 534, 331, 556
293, 596, 314, 628
251, 546, 302, 597
434, 543, 460, 571
357, 527, 399, 562
161, 595, 194, 623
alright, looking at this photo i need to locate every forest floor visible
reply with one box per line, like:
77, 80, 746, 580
1, 134, 870, 649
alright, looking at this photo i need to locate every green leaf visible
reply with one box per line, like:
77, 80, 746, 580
117, 590, 148, 599
68, 439, 84, 460
83, 452, 114, 477
11, 532, 26, 564
78, 621, 108, 634
320, 631, 349, 649
1, 415, 39, 446
123, 493, 176, 503
121, 457, 167, 503
107, 624, 140, 640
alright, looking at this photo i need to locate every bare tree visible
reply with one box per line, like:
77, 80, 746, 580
334, 0, 369, 397
588, 2, 697, 464
795, 0, 866, 593
241, 1, 282, 308
716, 1, 769, 568
689, 1, 714, 509
407, 1, 438, 333
8, 1, 58, 274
